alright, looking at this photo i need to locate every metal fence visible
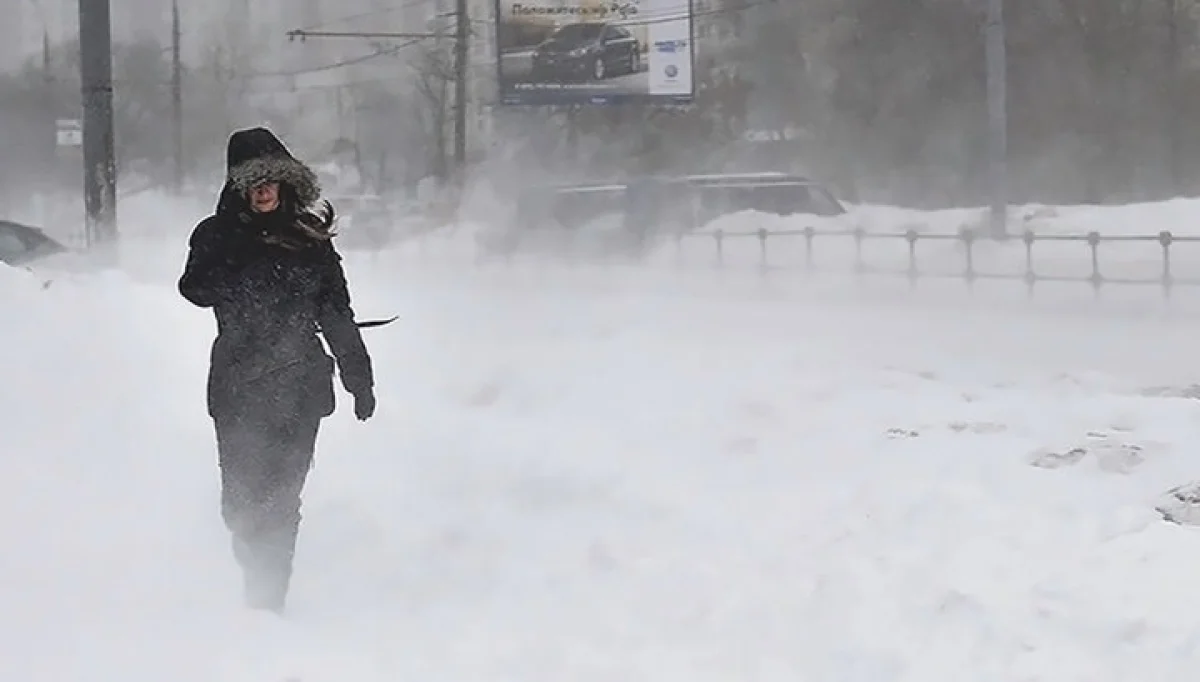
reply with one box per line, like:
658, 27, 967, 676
677, 226, 1200, 298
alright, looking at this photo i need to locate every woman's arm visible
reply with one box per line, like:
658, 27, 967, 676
179, 218, 238, 308
316, 244, 375, 397
178, 218, 262, 308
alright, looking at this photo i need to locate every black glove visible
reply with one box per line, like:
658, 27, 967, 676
353, 388, 376, 422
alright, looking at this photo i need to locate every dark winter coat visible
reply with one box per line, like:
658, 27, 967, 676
179, 128, 374, 422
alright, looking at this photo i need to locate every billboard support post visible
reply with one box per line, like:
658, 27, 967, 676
454, 0, 469, 182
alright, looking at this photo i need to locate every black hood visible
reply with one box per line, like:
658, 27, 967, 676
221, 127, 322, 209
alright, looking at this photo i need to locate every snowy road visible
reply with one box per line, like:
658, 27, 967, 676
4, 250, 1200, 681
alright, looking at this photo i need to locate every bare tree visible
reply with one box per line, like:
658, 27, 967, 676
0, 35, 181, 195
794, 0, 1200, 205
112, 37, 173, 177
409, 41, 456, 181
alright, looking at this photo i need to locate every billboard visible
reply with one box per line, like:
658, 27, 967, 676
495, 0, 695, 105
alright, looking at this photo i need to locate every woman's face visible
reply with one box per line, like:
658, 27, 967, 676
248, 182, 280, 213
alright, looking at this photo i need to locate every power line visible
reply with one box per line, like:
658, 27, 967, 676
109, 23, 728, 94
267, 2, 770, 95
104, 41, 424, 89
240, 42, 421, 79
88, 0, 761, 90
288, 30, 441, 40
292, 0, 444, 34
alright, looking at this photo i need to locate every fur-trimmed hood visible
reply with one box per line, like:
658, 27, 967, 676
222, 127, 322, 208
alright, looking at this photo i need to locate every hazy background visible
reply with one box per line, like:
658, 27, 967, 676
3, 0, 1200, 217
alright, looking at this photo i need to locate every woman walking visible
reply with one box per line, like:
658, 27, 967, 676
179, 127, 377, 613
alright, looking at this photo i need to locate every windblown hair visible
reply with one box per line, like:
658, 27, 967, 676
292, 199, 338, 242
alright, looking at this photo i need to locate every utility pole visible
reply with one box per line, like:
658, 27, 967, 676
453, 0, 469, 183
985, 0, 1007, 238
42, 31, 54, 173
42, 29, 52, 89
40, 30, 55, 228
171, 0, 184, 194
1165, 0, 1182, 195
79, 0, 118, 247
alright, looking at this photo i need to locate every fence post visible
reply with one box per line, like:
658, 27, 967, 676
714, 229, 724, 269
905, 229, 919, 290
804, 226, 815, 271
961, 227, 977, 293
1023, 230, 1036, 298
757, 227, 769, 276
1160, 231, 1173, 300
1087, 231, 1102, 298
854, 227, 865, 275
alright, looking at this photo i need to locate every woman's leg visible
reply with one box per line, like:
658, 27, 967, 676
215, 412, 322, 611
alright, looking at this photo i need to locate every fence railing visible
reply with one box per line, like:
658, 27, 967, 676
677, 227, 1200, 297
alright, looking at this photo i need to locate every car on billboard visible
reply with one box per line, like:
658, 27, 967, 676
531, 21, 642, 82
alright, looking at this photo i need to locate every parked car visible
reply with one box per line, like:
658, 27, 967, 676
531, 22, 641, 82
685, 173, 847, 224
481, 172, 848, 258
512, 172, 845, 231
0, 220, 68, 267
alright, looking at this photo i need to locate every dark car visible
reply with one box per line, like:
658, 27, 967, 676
511, 173, 846, 233
531, 22, 641, 82
482, 173, 848, 259
684, 173, 848, 223
0, 220, 68, 266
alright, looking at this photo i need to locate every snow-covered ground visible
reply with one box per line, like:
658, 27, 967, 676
6, 192, 1200, 681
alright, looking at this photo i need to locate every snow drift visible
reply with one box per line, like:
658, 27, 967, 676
5, 219, 1200, 681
